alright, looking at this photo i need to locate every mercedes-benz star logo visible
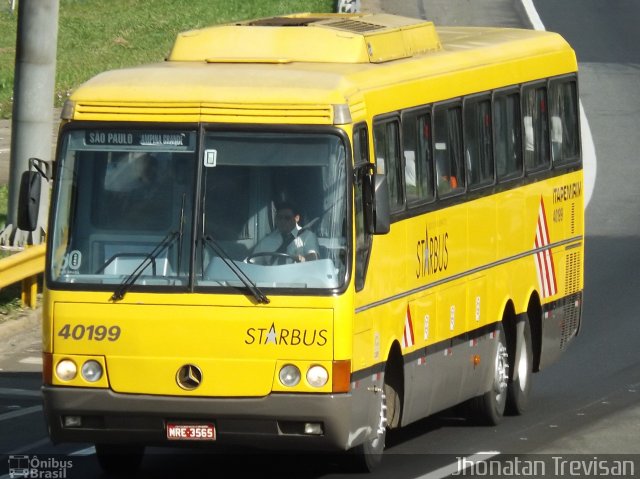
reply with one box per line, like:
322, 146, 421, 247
176, 364, 203, 390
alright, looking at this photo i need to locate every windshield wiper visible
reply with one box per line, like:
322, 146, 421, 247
202, 234, 270, 304
110, 230, 179, 302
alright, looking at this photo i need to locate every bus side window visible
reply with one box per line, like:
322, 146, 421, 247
373, 119, 404, 212
433, 105, 464, 196
549, 79, 580, 165
494, 92, 523, 180
464, 98, 494, 188
523, 84, 550, 172
402, 109, 434, 205
353, 124, 371, 291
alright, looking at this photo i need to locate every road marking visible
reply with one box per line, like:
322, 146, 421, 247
7, 436, 51, 455
0, 387, 41, 398
412, 451, 500, 479
19, 356, 43, 365
521, 0, 545, 30
70, 446, 96, 456
0, 405, 42, 422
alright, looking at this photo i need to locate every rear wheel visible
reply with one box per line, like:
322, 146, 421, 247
468, 323, 509, 425
506, 314, 533, 415
95, 443, 144, 476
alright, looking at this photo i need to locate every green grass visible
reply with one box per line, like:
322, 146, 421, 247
0, 283, 22, 319
0, 0, 335, 119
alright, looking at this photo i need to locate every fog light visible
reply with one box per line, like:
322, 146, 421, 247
81, 360, 103, 382
279, 364, 301, 387
64, 416, 82, 427
306, 365, 329, 387
304, 422, 323, 435
56, 359, 77, 381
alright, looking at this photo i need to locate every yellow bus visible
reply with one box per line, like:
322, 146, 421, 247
26, 12, 583, 473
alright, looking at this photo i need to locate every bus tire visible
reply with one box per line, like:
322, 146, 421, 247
95, 443, 144, 475
506, 314, 533, 415
468, 322, 509, 425
348, 381, 388, 472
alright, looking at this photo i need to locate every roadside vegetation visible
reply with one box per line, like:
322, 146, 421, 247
0, 0, 334, 314
1, 0, 334, 119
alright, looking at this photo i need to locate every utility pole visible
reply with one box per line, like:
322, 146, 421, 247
0, 0, 59, 247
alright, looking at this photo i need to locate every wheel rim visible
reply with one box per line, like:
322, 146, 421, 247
493, 342, 509, 404
371, 388, 388, 449
517, 339, 529, 390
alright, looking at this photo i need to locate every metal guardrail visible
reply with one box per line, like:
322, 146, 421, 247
0, 243, 45, 308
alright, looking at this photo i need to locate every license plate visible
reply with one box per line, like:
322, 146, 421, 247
166, 423, 216, 441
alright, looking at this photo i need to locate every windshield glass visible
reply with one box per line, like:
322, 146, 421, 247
50, 128, 197, 287
49, 127, 348, 293
197, 130, 348, 290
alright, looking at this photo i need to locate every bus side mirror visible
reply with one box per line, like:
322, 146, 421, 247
372, 173, 390, 235
17, 158, 49, 232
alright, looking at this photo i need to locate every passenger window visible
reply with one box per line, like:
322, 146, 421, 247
494, 92, 523, 180
433, 105, 464, 196
523, 85, 550, 172
464, 98, 494, 188
402, 110, 434, 205
373, 119, 404, 212
549, 79, 580, 165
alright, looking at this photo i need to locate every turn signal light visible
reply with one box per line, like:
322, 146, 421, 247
331, 360, 351, 393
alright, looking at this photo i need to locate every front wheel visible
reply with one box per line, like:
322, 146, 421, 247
348, 384, 388, 472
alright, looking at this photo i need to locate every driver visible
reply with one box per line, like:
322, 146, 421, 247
250, 202, 319, 265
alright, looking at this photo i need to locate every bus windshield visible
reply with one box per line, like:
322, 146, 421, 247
49, 127, 348, 293
197, 131, 348, 290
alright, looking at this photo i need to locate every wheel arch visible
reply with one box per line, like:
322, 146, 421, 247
502, 291, 542, 373
384, 340, 404, 429
526, 291, 543, 372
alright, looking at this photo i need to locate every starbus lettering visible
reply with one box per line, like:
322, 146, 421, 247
416, 226, 448, 278
245, 323, 328, 346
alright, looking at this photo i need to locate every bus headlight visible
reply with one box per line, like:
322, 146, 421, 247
81, 360, 103, 382
279, 364, 301, 387
306, 365, 329, 388
55, 359, 77, 381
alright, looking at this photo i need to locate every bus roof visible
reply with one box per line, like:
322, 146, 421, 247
168, 13, 442, 64
68, 13, 577, 124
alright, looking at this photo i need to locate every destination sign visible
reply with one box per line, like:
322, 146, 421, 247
85, 130, 190, 147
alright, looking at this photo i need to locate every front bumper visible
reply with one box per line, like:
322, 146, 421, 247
43, 386, 355, 451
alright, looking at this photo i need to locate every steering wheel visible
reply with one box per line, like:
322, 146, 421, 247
245, 252, 298, 265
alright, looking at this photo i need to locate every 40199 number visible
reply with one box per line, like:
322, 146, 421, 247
57, 324, 121, 342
